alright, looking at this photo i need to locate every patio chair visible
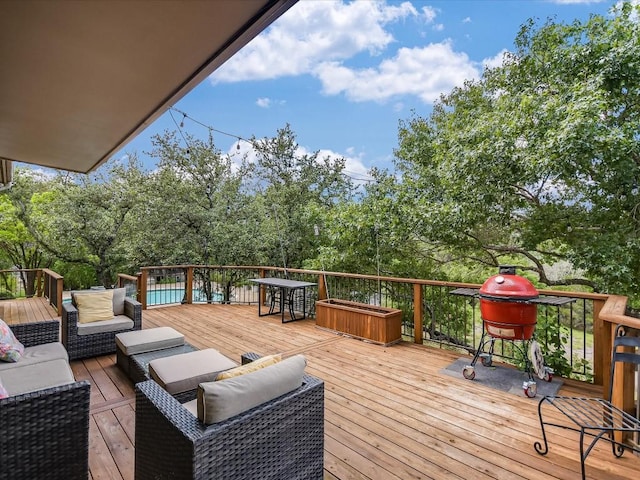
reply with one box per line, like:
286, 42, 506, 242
134, 355, 324, 479
0, 321, 90, 479
62, 287, 142, 360
534, 324, 640, 480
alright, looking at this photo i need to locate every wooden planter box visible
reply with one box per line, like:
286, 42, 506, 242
315, 299, 402, 346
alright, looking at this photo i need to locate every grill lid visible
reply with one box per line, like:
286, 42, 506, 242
479, 266, 538, 301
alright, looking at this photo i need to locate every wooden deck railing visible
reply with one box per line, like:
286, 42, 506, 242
0, 268, 63, 314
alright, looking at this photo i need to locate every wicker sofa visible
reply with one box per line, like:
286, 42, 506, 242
134, 356, 324, 480
62, 288, 142, 360
0, 320, 91, 479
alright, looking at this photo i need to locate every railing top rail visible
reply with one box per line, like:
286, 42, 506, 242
136, 265, 610, 302
41, 268, 63, 279
599, 294, 640, 330
117, 273, 138, 281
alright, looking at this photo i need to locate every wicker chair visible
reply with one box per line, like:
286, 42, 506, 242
0, 321, 91, 479
134, 370, 324, 479
62, 295, 142, 360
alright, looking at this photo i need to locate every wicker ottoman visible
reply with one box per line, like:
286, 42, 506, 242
116, 327, 186, 378
148, 348, 238, 400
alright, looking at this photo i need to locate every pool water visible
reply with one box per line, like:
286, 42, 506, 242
146, 288, 223, 305
63, 288, 223, 306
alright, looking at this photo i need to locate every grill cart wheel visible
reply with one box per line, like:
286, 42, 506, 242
462, 365, 476, 380
480, 353, 493, 367
523, 381, 537, 398
543, 367, 553, 382
529, 341, 547, 380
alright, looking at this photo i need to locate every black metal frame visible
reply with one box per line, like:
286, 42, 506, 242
251, 278, 316, 323
534, 324, 640, 480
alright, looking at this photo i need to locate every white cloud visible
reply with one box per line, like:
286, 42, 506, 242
421, 6, 438, 23
462, 16, 472, 23
316, 42, 479, 103
210, 1, 483, 105
211, 0, 418, 83
256, 97, 271, 108
483, 49, 510, 70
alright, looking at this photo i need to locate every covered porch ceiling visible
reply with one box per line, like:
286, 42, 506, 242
0, 0, 298, 186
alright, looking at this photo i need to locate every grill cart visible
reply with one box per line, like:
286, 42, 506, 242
451, 266, 575, 398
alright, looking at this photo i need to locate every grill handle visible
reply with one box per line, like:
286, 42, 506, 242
479, 293, 538, 303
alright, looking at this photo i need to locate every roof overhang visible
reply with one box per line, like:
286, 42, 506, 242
0, 0, 297, 185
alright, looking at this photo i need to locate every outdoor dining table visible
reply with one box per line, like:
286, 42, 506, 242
250, 277, 317, 323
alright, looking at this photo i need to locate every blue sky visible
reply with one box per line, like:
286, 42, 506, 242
116, 0, 620, 181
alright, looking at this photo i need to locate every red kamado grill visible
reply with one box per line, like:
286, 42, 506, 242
478, 265, 538, 341
450, 266, 574, 398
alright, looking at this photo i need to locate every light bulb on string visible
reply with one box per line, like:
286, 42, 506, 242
180, 113, 186, 128
236, 138, 241, 151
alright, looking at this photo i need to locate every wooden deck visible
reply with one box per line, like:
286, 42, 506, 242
2, 297, 639, 479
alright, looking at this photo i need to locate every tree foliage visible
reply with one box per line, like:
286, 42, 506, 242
394, 2, 640, 296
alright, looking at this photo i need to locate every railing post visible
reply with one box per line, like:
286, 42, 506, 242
185, 266, 193, 304
592, 298, 606, 387
258, 268, 266, 309
56, 276, 63, 314
36, 269, 43, 297
413, 283, 423, 344
317, 273, 327, 301
139, 270, 148, 310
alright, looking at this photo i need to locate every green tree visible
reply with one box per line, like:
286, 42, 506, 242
250, 124, 355, 270
394, 2, 640, 298
26, 158, 147, 288
0, 169, 54, 296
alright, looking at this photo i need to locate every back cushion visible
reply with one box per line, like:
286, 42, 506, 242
73, 290, 114, 324
112, 287, 127, 315
197, 354, 306, 424
215, 354, 282, 380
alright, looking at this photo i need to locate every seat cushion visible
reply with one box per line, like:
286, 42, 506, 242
116, 327, 184, 356
197, 354, 306, 424
149, 349, 237, 395
77, 315, 134, 335
0, 342, 68, 372
0, 358, 75, 396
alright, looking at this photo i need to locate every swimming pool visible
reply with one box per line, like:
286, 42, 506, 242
64, 288, 224, 306
146, 288, 223, 305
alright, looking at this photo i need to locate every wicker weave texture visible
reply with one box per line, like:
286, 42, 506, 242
62, 296, 142, 360
0, 322, 91, 480
8, 320, 60, 348
135, 373, 324, 480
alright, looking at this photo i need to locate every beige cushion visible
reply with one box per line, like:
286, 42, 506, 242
0, 358, 75, 396
182, 398, 198, 417
197, 354, 306, 424
215, 354, 281, 380
116, 327, 184, 355
112, 287, 127, 315
76, 315, 133, 335
74, 290, 114, 323
0, 342, 68, 372
149, 349, 237, 395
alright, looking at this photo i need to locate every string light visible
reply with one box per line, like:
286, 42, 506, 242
168, 106, 375, 183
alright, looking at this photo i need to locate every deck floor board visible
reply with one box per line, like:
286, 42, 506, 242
2, 298, 639, 479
